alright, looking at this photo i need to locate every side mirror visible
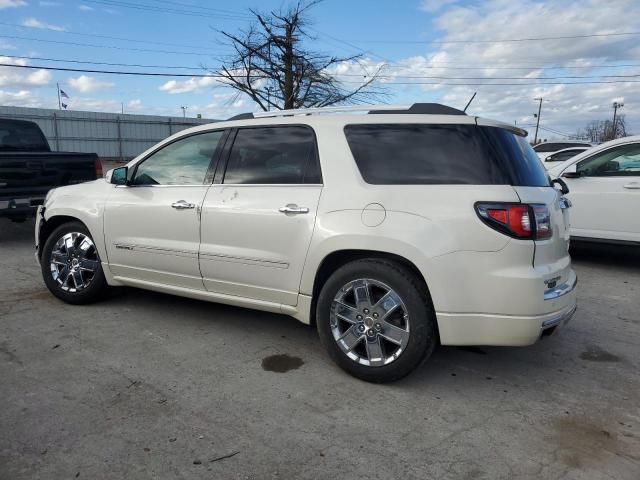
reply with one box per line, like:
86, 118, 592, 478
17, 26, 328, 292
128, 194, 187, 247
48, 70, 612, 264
561, 163, 580, 179
109, 166, 128, 185
551, 178, 570, 195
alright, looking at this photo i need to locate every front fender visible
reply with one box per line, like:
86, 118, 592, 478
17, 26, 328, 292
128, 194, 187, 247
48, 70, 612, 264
43, 181, 111, 261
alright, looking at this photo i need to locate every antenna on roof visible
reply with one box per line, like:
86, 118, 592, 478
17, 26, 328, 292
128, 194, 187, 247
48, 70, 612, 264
463, 92, 477, 113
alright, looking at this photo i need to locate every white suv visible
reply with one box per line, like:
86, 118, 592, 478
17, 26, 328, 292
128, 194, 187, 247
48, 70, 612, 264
35, 103, 577, 382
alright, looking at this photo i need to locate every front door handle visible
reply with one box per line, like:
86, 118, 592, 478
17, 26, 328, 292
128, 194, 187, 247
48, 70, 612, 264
623, 182, 640, 189
279, 204, 309, 215
171, 200, 196, 209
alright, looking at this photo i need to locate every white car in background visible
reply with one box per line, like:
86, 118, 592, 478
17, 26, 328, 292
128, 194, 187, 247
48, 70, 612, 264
533, 141, 593, 160
548, 135, 640, 245
541, 146, 590, 169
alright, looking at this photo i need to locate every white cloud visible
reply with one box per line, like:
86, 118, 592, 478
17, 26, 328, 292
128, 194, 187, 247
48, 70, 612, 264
0, 56, 52, 88
345, 0, 640, 139
67, 75, 114, 93
79, 4, 94, 11
0, 0, 27, 9
22, 17, 65, 32
159, 76, 218, 94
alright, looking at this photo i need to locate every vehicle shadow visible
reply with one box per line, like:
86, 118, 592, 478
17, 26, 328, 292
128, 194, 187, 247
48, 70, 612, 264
0, 218, 35, 244
570, 241, 640, 269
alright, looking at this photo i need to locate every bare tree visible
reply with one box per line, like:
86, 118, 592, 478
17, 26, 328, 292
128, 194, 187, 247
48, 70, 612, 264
215, 1, 384, 111
575, 115, 629, 143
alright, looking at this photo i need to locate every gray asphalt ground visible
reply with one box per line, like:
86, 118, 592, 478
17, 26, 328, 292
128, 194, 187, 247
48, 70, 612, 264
1, 219, 639, 480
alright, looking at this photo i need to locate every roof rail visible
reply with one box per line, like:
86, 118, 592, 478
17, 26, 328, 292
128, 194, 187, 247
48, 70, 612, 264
252, 104, 409, 118
226, 103, 466, 121
369, 103, 466, 116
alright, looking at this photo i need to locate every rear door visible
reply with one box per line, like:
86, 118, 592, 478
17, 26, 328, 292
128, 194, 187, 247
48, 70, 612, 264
199, 125, 322, 306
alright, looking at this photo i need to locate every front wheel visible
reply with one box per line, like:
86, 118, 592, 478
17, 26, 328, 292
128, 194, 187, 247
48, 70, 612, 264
41, 221, 108, 304
316, 259, 437, 383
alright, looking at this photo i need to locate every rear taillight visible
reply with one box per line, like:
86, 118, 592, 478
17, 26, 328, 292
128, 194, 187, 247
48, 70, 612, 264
95, 158, 103, 178
475, 202, 552, 240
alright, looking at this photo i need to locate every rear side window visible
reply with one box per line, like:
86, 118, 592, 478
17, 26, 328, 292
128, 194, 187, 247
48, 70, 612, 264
223, 126, 321, 184
533, 142, 590, 152
0, 120, 49, 152
344, 124, 549, 186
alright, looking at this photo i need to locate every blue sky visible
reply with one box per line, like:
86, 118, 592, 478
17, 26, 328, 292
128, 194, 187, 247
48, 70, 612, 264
1, 0, 639, 139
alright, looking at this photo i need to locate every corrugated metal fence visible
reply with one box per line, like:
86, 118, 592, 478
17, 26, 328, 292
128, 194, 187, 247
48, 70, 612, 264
0, 106, 218, 162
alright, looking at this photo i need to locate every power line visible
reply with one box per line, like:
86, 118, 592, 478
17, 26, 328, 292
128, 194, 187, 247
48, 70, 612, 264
83, 0, 252, 20
0, 62, 260, 78
4, 63, 640, 86
0, 21, 212, 51
0, 34, 215, 56
145, 0, 251, 17
0, 54, 204, 70
346, 31, 640, 45
5, 54, 640, 79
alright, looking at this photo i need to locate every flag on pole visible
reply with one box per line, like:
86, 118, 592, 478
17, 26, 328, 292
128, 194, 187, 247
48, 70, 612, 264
59, 89, 69, 99
61, 103, 68, 109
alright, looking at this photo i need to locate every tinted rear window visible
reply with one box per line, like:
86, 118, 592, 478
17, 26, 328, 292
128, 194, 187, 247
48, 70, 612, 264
344, 124, 549, 186
533, 142, 591, 152
0, 120, 49, 152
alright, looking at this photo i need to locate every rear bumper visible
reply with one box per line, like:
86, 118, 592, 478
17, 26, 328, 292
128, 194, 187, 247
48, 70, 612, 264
0, 197, 44, 218
437, 274, 577, 346
437, 302, 577, 346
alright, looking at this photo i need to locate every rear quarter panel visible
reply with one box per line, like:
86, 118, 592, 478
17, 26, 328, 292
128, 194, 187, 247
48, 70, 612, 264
299, 119, 526, 313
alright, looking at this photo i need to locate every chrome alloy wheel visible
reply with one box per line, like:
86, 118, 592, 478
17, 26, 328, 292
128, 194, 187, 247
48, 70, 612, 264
330, 279, 410, 367
49, 232, 100, 292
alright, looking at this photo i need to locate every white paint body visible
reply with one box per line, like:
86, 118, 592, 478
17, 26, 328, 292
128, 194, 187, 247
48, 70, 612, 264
548, 135, 640, 244
38, 113, 577, 346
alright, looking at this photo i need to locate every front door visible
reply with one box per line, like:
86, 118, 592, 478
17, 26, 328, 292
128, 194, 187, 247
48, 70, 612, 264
562, 142, 640, 242
199, 125, 323, 305
104, 130, 226, 289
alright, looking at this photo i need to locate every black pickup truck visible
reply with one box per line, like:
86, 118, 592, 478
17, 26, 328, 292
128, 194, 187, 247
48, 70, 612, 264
0, 119, 100, 222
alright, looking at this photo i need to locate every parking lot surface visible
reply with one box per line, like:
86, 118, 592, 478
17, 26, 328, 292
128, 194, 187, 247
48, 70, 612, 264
1, 220, 639, 480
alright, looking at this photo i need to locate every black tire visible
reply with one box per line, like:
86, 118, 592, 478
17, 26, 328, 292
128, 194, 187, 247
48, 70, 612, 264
316, 258, 437, 383
41, 221, 108, 304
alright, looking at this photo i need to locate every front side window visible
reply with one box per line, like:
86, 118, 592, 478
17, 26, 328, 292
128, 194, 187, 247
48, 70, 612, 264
132, 131, 225, 185
577, 144, 640, 177
223, 126, 321, 184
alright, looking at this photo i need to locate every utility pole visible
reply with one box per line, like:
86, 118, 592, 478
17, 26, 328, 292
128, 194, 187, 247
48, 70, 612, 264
121, 102, 124, 114
612, 101, 624, 139
56, 82, 61, 110
533, 97, 543, 144
180, 106, 188, 118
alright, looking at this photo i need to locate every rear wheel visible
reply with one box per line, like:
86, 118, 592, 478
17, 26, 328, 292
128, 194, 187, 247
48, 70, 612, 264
41, 221, 108, 304
316, 258, 437, 383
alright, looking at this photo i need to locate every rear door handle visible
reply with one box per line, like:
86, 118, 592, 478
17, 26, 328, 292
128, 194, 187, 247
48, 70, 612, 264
171, 200, 196, 209
623, 182, 640, 189
279, 204, 309, 215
